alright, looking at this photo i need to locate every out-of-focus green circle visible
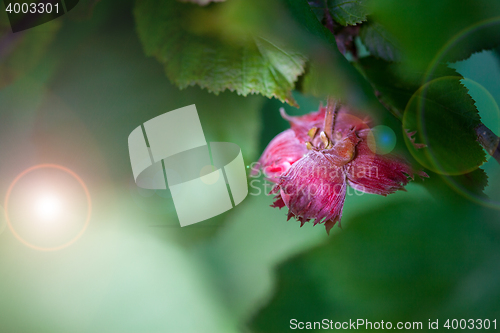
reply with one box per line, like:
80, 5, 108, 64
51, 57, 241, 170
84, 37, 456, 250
417, 17, 500, 206
403, 76, 485, 175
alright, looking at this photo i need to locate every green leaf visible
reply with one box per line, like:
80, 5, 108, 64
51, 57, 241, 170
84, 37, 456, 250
403, 76, 486, 175
327, 0, 369, 26
357, 57, 486, 175
445, 168, 489, 199
359, 22, 401, 62
134, 0, 306, 105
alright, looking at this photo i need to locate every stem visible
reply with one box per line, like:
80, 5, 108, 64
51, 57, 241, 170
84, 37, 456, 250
324, 96, 340, 141
323, 0, 335, 35
476, 123, 500, 165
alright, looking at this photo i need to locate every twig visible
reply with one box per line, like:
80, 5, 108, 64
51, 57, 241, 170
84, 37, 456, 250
323, 0, 335, 35
476, 123, 500, 165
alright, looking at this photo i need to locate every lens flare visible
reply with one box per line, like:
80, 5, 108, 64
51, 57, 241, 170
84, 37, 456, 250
4, 164, 92, 251
418, 17, 500, 207
403, 76, 487, 175
35, 194, 63, 221
369, 125, 396, 155
0, 206, 6, 236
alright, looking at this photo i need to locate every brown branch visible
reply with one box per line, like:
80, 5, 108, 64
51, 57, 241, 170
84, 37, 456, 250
476, 123, 500, 165
323, 0, 335, 35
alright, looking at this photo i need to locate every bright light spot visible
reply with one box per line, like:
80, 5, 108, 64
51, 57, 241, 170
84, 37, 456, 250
35, 195, 62, 221
371, 125, 397, 155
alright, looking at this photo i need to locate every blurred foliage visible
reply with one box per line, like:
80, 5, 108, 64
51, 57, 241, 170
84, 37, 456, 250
310, 0, 370, 26
325, 0, 369, 26
0, 8, 60, 88
282, 0, 382, 111
358, 22, 401, 62
368, 0, 500, 67
0, 3, 327, 331
251, 185, 500, 332
178, 0, 226, 6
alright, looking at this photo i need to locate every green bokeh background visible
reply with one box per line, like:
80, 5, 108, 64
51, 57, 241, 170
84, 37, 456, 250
1, 1, 499, 332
